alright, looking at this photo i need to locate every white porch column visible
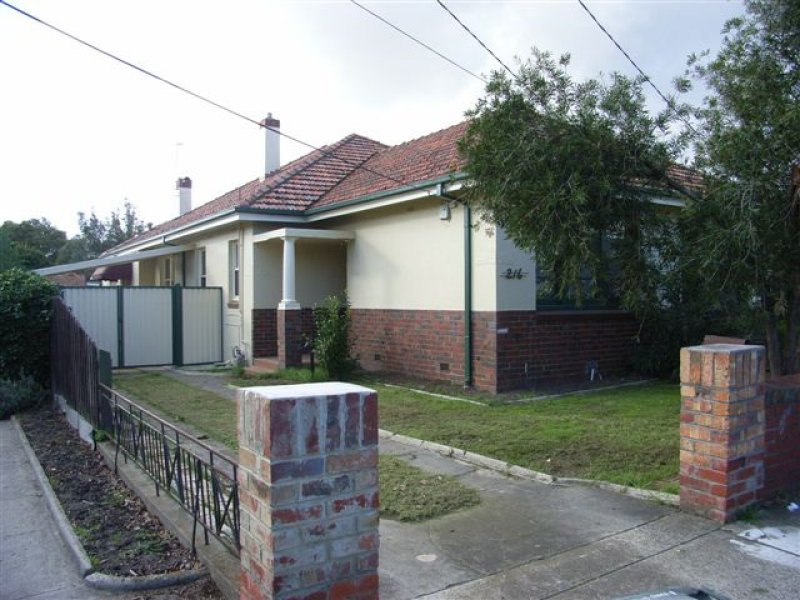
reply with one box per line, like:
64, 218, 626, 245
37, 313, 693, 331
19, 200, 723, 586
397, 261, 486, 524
279, 236, 300, 309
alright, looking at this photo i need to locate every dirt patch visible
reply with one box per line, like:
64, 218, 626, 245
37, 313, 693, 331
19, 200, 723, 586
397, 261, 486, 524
18, 407, 224, 598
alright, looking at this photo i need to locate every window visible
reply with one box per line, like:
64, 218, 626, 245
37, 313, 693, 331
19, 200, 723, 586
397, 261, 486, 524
162, 257, 173, 287
228, 241, 240, 301
198, 249, 207, 287
535, 233, 620, 310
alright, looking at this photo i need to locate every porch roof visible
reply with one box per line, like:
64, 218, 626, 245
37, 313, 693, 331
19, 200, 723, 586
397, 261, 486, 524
252, 228, 354, 244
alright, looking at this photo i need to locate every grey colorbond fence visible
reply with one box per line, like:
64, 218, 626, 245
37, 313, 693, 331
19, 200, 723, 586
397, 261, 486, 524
61, 286, 223, 368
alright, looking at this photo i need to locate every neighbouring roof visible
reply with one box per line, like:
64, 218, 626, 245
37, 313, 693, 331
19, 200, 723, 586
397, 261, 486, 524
114, 122, 469, 252
47, 272, 86, 286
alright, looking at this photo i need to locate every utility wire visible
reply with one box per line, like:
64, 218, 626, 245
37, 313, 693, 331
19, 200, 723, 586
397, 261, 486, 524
435, 0, 515, 79
575, 0, 695, 133
0, 0, 442, 194
348, 0, 487, 84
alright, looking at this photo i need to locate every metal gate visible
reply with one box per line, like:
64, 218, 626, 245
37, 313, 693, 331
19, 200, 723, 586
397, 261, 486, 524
61, 286, 223, 368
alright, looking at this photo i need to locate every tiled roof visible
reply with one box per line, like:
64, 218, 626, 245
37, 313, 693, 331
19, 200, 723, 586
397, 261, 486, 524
114, 118, 699, 252
312, 121, 468, 208
114, 133, 387, 251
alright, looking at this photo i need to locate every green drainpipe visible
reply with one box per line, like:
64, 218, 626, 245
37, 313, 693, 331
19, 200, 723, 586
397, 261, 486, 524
464, 203, 473, 388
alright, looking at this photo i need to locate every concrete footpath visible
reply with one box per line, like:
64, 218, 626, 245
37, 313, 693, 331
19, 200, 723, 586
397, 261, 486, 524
0, 419, 118, 600
3, 414, 800, 600
379, 437, 800, 600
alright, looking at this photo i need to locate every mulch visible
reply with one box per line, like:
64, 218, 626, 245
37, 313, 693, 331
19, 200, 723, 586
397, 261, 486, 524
18, 406, 225, 599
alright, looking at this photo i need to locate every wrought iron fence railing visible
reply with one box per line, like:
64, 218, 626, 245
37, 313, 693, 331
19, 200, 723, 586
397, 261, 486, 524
100, 384, 240, 555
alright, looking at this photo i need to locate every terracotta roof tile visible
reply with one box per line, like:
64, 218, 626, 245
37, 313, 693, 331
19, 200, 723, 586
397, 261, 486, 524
114, 134, 386, 250
113, 118, 699, 253
313, 121, 468, 208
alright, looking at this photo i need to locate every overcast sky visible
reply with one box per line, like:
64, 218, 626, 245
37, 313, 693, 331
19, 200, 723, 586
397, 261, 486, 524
1, 0, 744, 237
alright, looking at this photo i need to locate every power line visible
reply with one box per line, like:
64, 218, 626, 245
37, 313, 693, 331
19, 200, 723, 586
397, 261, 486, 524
435, 0, 515, 79
348, 0, 487, 84
0, 0, 438, 194
575, 0, 695, 133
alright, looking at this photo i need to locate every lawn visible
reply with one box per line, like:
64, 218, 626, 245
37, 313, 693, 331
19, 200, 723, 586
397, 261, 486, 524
113, 371, 238, 449
112, 370, 480, 521
114, 370, 680, 494
376, 382, 680, 493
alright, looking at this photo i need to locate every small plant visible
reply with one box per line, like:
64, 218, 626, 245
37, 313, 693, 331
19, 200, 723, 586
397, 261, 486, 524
313, 294, 357, 380
92, 429, 110, 443
0, 373, 48, 419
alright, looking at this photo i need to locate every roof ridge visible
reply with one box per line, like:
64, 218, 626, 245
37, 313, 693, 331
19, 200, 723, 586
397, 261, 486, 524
378, 120, 467, 155
248, 134, 385, 207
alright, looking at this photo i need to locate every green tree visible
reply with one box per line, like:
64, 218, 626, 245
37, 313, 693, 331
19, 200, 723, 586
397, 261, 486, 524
0, 268, 58, 385
459, 51, 693, 332
0, 218, 67, 270
678, 0, 800, 375
68, 201, 151, 261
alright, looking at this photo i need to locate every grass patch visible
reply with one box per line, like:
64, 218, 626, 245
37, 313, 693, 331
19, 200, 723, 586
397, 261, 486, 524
114, 371, 484, 522
375, 381, 680, 492
378, 455, 480, 522
113, 371, 238, 450
229, 367, 329, 388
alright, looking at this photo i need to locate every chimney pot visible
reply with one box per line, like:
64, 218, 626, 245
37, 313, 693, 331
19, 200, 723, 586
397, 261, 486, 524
177, 176, 192, 215
260, 114, 281, 174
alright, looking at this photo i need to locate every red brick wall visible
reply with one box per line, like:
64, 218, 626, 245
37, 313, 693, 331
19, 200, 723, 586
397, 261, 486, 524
252, 309, 276, 357
763, 375, 800, 499
253, 307, 316, 358
350, 309, 468, 386
349, 309, 636, 393
494, 311, 637, 392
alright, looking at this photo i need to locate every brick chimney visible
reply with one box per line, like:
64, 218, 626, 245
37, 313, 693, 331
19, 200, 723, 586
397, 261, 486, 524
176, 177, 192, 215
260, 113, 280, 175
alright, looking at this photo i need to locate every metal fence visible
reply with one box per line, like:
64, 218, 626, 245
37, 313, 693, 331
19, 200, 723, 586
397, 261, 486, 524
60, 286, 223, 368
101, 384, 240, 555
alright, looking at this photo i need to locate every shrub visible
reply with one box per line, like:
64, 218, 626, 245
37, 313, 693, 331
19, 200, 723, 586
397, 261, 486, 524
0, 373, 48, 419
0, 268, 59, 385
313, 294, 357, 380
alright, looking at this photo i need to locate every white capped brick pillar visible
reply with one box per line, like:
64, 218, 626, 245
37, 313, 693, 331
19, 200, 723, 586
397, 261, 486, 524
238, 383, 379, 600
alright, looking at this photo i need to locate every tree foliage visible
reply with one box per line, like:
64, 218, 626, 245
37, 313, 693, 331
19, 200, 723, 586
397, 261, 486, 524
0, 218, 67, 270
678, 0, 800, 375
460, 0, 799, 376
60, 201, 151, 262
0, 268, 58, 385
459, 51, 688, 326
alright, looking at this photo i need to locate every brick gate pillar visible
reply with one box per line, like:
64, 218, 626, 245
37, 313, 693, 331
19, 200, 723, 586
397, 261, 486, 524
238, 383, 380, 600
679, 344, 766, 522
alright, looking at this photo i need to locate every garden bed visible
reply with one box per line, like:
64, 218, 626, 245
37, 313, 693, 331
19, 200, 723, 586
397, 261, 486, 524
18, 407, 223, 599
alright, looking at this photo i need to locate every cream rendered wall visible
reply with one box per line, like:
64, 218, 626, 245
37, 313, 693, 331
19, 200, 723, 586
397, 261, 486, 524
471, 216, 498, 312
135, 259, 156, 285
252, 237, 282, 308
339, 198, 467, 310
193, 225, 246, 361
296, 242, 347, 306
